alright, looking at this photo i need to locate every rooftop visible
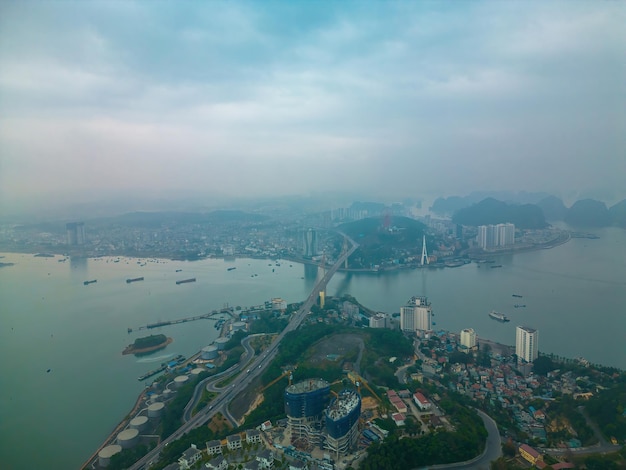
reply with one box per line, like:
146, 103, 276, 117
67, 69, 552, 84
326, 390, 360, 421
286, 378, 329, 394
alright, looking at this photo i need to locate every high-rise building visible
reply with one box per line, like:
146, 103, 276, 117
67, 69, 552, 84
460, 328, 477, 350
285, 379, 330, 448
516, 326, 538, 363
302, 229, 318, 258
476, 223, 515, 249
325, 389, 361, 457
400, 296, 432, 332
66, 222, 85, 245
369, 313, 387, 329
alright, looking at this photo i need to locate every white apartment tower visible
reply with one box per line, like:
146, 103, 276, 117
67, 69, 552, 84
476, 223, 515, 249
400, 296, 432, 332
460, 328, 477, 349
516, 326, 538, 363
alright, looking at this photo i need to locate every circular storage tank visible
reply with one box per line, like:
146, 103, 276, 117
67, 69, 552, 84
174, 375, 189, 388
98, 444, 122, 468
147, 402, 165, 418
232, 321, 246, 332
191, 367, 205, 378
214, 336, 229, 350
163, 388, 173, 398
149, 393, 160, 403
117, 428, 139, 449
130, 415, 148, 431
201, 345, 218, 360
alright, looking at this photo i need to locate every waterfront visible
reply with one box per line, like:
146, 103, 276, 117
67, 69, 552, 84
0, 227, 625, 469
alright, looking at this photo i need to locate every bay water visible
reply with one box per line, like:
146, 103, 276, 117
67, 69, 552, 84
0, 226, 624, 469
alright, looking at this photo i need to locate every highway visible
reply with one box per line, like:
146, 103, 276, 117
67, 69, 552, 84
129, 233, 358, 470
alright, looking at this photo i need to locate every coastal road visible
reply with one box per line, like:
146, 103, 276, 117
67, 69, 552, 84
128, 233, 358, 470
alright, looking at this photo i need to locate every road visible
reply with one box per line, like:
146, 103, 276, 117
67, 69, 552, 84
128, 233, 358, 470
417, 409, 502, 470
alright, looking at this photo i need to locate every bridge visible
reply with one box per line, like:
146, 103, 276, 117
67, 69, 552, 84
127, 232, 358, 470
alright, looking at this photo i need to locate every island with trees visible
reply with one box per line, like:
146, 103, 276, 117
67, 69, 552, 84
123, 334, 172, 355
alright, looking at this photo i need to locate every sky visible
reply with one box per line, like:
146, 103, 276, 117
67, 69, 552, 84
1, 1, 625, 214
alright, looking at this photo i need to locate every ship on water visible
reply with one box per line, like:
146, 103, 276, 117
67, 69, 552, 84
126, 277, 144, 284
512, 294, 523, 298
489, 310, 510, 322
83, 280, 97, 286
176, 278, 196, 285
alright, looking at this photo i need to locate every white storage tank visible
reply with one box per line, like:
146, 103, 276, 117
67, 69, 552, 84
191, 367, 205, 378
174, 375, 189, 388
232, 321, 246, 332
117, 428, 139, 449
147, 402, 165, 418
149, 393, 160, 403
201, 345, 218, 360
98, 444, 122, 467
214, 337, 229, 350
130, 415, 148, 432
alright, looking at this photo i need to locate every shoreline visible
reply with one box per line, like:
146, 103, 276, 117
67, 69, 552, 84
122, 337, 173, 355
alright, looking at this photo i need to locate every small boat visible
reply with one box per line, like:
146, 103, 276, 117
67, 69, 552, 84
490, 265, 503, 269
512, 294, 523, 298
83, 280, 97, 286
514, 304, 526, 308
126, 277, 144, 284
176, 278, 196, 285
227, 267, 236, 271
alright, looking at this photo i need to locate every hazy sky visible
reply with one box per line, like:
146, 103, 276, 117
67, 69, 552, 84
1, 1, 624, 211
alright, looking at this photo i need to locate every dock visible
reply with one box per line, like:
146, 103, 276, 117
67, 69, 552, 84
127, 308, 235, 333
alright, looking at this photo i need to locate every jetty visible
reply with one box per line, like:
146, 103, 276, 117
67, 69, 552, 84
127, 309, 234, 333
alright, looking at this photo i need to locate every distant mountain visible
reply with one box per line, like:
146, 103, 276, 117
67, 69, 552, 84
564, 199, 611, 227
609, 199, 626, 228
431, 191, 553, 216
452, 198, 547, 229
537, 196, 568, 221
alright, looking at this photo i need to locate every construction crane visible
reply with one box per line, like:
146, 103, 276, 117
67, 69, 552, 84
347, 371, 381, 402
260, 367, 295, 392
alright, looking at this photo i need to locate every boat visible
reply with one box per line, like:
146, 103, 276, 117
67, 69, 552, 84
512, 294, 523, 298
227, 267, 236, 271
489, 310, 510, 322
176, 278, 196, 285
490, 265, 503, 268
175, 269, 182, 272
83, 280, 97, 286
514, 304, 526, 308
126, 277, 144, 283
138, 365, 167, 381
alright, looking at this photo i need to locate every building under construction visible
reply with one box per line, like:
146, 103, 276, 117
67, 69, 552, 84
285, 379, 330, 450
325, 389, 361, 457
285, 379, 362, 456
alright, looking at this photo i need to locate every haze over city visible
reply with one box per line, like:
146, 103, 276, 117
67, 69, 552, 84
1, 1, 625, 218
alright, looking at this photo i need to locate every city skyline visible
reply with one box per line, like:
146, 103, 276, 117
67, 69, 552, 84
1, 1, 625, 215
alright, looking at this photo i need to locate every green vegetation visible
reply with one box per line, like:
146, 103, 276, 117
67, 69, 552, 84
545, 395, 597, 447
133, 334, 167, 348
192, 389, 217, 417
249, 311, 288, 335
586, 380, 626, 441
360, 399, 487, 470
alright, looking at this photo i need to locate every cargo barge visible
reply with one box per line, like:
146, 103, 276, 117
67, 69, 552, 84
83, 280, 97, 286
176, 278, 196, 285
126, 277, 144, 284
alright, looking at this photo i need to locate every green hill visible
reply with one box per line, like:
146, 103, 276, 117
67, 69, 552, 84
609, 199, 626, 228
452, 198, 547, 229
564, 199, 611, 227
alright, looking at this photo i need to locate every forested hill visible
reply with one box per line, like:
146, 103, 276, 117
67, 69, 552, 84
451, 198, 546, 229
339, 216, 426, 246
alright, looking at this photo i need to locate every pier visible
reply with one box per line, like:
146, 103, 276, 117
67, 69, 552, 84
127, 310, 233, 333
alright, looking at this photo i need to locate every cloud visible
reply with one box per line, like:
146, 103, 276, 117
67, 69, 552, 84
1, 0, 624, 212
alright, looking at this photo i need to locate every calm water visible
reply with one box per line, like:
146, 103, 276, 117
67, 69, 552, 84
1, 227, 625, 469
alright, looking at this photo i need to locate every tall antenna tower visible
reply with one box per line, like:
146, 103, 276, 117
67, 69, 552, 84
420, 234, 429, 266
